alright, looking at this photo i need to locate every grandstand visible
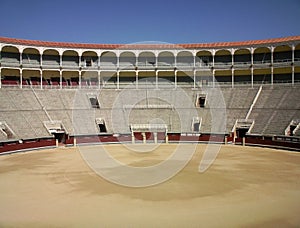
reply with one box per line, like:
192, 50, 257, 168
0, 36, 300, 152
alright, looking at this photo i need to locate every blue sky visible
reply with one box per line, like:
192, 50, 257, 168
0, 0, 299, 44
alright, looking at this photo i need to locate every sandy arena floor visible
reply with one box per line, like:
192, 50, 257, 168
0, 144, 300, 227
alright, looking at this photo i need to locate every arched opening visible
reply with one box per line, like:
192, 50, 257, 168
119, 51, 136, 70
1, 46, 20, 66
215, 70, 232, 84
234, 49, 251, 67
23, 69, 42, 86
273, 45, 292, 63
177, 51, 194, 67
22, 48, 40, 66
100, 51, 117, 69
253, 47, 271, 65
158, 51, 175, 68
234, 69, 251, 84
42, 70, 60, 87
101, 71, 117, 88
196, 50, 213, 68
119, 71, 136, 88
253, 68, 271, 84
1, 68, 20, 86
177, 71, 194, 86
81, 71, 98, 88
81, 51, 98, 68
43, 49, 60, 68
62, 71, 79, 87
274, 67, 292, 83
214, 50, 232, 68
62, 50, 79, 68
138, 51, 156, 68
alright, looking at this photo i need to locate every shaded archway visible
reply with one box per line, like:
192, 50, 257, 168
43, 49, 60, 68
81, 51, 98, 68
196, 50, 213, 68
22, 48, 40, 66
62, 50, 79, 68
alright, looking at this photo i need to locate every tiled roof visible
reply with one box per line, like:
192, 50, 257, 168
0, 36, 299, 50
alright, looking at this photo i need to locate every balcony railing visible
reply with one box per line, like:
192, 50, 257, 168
0, 58, 297, 70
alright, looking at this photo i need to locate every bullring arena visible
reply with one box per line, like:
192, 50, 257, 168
0, 36, 300, 227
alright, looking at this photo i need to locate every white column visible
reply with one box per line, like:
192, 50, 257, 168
251, 48, 254, 88
136, 70, 139, 89
20, 51, 22, 66
174, 70, 177, 88
40, 70, 43, 90
117, 71, 120, 90
20, 69, 23, 89
174, 52, 177, 69
0, 68, 1, 88
60, 54, 62, 68
142, 132, 146, 144
98, 71, 101, 89
79, 71, 82, 89
231, 49, 234, 67
271, 46, 274, 85
231, 49, 234, 88
231, 68, 234, 88
212, 69, 215, 88
251, 67, 254, 88
98, 54, 101, 69
154, 132, 158, 144
131, 131, 135, 144
212, 51, 215, 88
165, 131, 169, 144
117, 53, 120, 69
193, 70, 196, 89
60, 70, 62, 90
156, 70, 158, 89
292, 45, 295, 86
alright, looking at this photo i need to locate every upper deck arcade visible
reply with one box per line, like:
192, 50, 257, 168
0, 36, 300, 89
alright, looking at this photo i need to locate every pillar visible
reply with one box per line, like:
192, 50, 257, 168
98, 71, 101, 89
20, 51, 23, 66
117, 71, 120, 90
212, 69, 215, 88
251, 67, 254, 88
136, 70, 139, 89
271, 46, 274, 86
40, 70, 43, 90
292, 45, 295, 86
0, 68, 2, 89
242, 137, 246, 146
142, 132, 146, 144
193, 70, 196, 89
79, 71, 82, 89
231, 68, 234, 88
174, 70, 177, 89
60, 54, 63, 68
131, 131, 135, 144
154, 132, 158, 144
59, 70, 62, 89
155, 70, 158, 89
165, 131, 169, 144
251, 48, 254, 88
20, 69, 23, 89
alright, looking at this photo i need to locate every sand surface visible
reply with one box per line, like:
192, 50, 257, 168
0, 144, 300, 227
